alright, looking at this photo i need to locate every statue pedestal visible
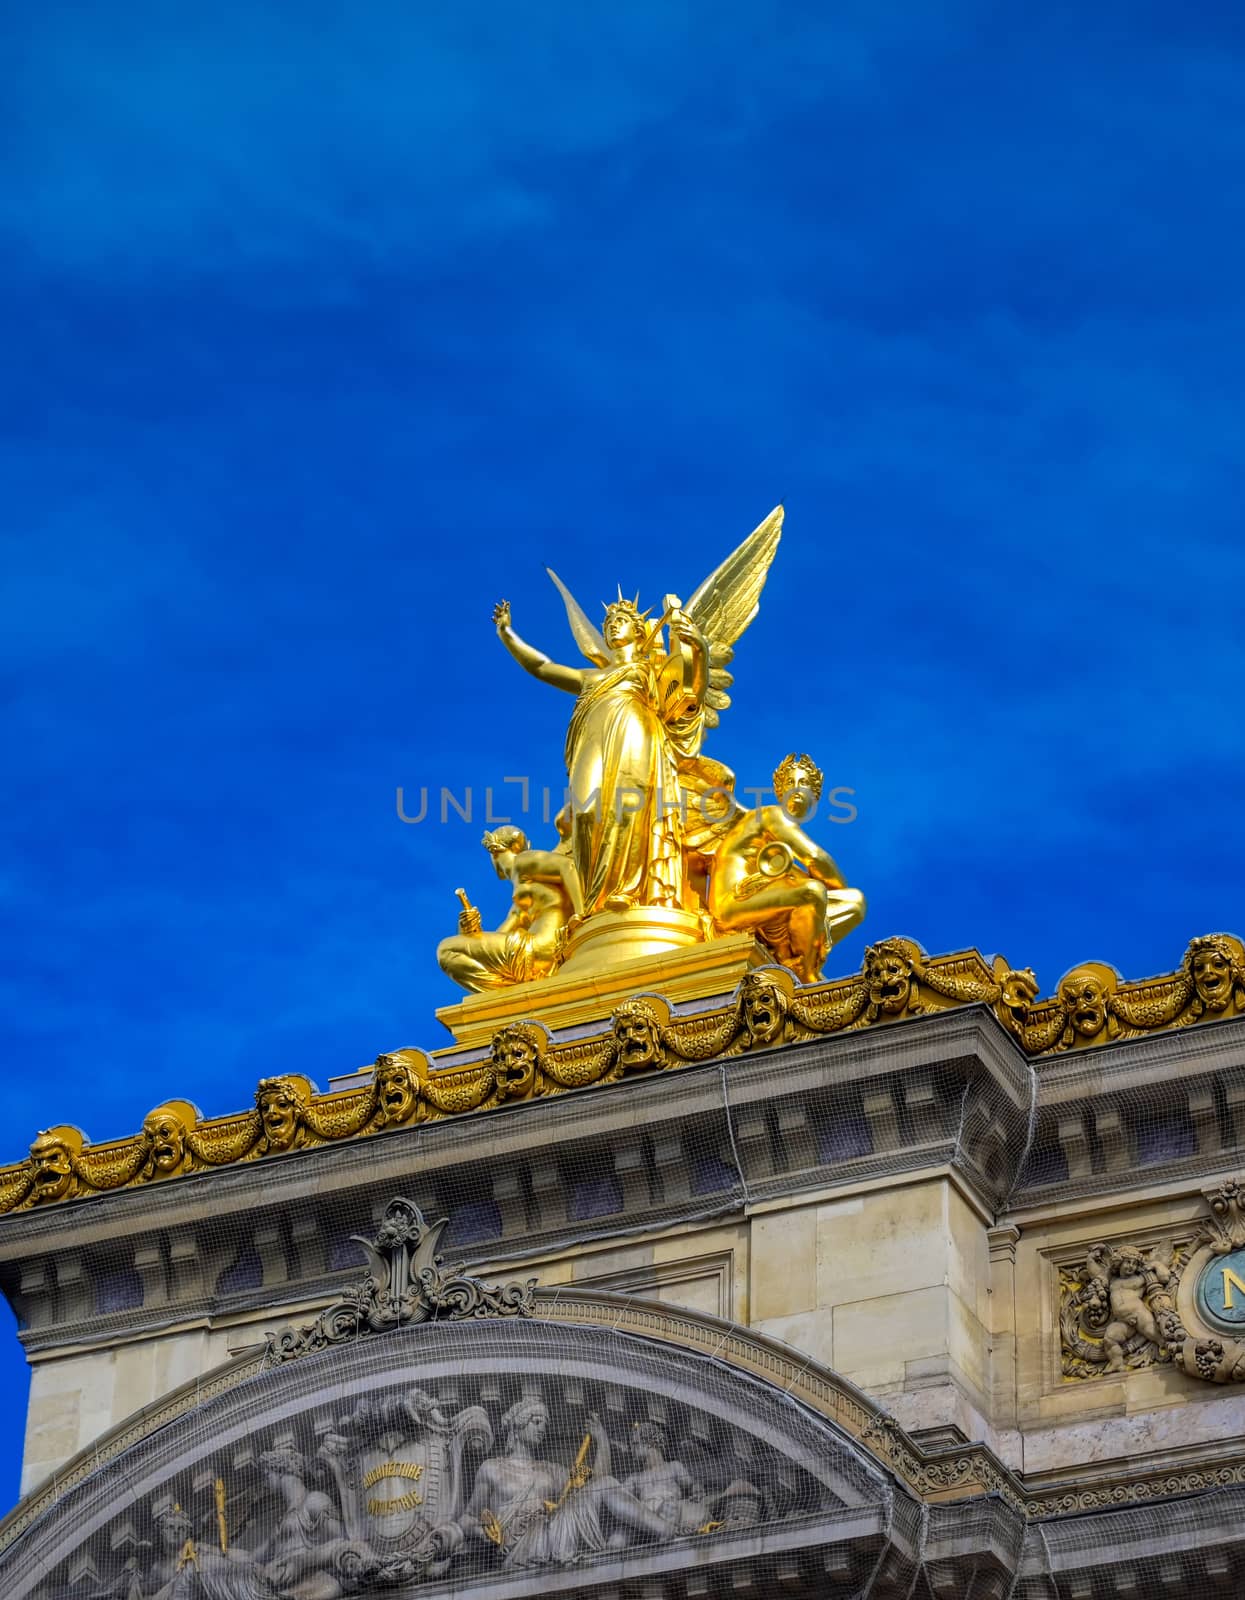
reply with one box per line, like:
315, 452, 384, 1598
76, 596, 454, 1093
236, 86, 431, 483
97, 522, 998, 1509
558, 904, 709, 976
434, 925, 770, 1050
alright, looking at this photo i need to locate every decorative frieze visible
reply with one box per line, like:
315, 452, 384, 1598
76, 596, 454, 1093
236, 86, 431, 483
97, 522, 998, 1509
2, 934, 1239, 1218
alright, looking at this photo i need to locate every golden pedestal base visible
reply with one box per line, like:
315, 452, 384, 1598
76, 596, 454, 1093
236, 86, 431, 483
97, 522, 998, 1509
434, 925, 770, 1050
558, 904, 709, 976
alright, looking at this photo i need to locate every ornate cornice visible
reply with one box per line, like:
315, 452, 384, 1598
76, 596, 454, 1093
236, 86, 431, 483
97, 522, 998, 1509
1, 930, 1240, 1215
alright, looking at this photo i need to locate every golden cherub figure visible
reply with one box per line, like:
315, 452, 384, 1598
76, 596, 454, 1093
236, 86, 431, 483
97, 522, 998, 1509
437, 827, 581, 992
707, 755, 866, 982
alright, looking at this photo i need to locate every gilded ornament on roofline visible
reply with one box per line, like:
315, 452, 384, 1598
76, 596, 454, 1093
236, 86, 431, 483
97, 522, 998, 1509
1, 932, 1244, 1213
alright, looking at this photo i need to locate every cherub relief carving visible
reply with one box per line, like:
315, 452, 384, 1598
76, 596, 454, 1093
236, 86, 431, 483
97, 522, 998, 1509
1061, 1239, 1184, 1378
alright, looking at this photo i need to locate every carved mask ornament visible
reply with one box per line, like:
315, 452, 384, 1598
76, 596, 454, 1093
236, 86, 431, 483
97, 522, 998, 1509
255, 1075, 313, 1152
611, 998, 668, 1069
1056, 963, 1119, 1042
141, 1100, 198, 1175
490, 1024, 544, 1098
865, 939, 919, 1016
373, 1054, 421, 1128
28, 1126, 83, 1204
1187, 935, 1245, 1014
737, 970, 792, 1047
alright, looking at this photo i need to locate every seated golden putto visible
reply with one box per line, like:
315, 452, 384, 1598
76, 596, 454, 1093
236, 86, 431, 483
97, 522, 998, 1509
437, 826, 580, 991
437, 507, 867, 994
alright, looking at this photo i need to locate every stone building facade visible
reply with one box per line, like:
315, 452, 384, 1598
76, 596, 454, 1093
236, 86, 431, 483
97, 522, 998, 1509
2, 934, 1245, 1597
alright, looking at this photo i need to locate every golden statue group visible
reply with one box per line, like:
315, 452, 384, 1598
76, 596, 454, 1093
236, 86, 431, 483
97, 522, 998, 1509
437, 508, 866, 993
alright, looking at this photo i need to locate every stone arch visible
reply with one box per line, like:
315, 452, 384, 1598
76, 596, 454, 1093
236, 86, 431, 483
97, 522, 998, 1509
0, 1292, 1028, 1599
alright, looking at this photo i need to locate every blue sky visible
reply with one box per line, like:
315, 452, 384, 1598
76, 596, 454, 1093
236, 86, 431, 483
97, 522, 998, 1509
3, 0, 1243, 1503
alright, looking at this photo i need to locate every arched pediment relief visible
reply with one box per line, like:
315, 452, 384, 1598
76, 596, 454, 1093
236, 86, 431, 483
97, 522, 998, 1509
0, 1202, 1029, 1597
3, 1317, 908, 1600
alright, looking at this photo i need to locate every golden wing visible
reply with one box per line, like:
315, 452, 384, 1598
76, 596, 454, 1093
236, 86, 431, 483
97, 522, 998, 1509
684, 506, 783, 727
546, 568, 609, 666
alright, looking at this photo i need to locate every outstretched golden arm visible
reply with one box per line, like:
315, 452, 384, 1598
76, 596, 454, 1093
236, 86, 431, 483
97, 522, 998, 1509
493, 600, 585, 694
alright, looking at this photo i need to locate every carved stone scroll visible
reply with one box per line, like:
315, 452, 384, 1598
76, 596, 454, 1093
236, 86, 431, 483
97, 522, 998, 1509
264, 1198, 536, 1365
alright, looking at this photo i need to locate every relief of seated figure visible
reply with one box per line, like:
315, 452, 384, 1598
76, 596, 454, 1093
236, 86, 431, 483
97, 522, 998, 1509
437, 826, 581, 991
461, 1394, 671, 1568
245, 1439, 362, 1600
137, 1501, 291, 1600
620, 1420, 713, 1535
707, 754, 865, 982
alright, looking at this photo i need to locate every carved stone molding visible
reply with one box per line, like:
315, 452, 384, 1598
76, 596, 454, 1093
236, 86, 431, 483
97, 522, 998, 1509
1, 931, 1242, 1216
264, 1198, 536, 1364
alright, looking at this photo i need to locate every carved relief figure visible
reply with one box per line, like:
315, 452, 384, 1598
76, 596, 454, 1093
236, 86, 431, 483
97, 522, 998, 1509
250, 1439, 356, 1599
621, 1420, 713, 1534
463, 1397, 669, 1568
1091, 1245, 1173, 1372
462, 1395, 578, 1566
1061, 1239, 1182, 1378
707, 755, 865, 983
142, 1500, 288, 1600
437, 827, 581, 993
1054, 1185, 1245, 1388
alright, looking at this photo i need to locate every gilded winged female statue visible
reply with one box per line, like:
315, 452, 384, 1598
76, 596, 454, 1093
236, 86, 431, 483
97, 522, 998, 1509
493, 508, 783, 920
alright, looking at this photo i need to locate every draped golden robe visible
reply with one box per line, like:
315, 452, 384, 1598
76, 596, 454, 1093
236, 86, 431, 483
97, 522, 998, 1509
564, 657, 704, 916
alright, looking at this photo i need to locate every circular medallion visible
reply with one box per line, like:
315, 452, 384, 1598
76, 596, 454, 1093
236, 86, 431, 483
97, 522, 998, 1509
1195, 1246, 1245, 1331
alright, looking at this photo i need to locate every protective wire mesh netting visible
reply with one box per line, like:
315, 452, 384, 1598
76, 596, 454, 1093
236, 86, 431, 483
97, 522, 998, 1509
9, 1021, 1033, 1366
9, 1012, 1241, 1597
6, 1316, 918, 1600
1013, 1485, 1245, 1598
1013, 1020, 1245, 1205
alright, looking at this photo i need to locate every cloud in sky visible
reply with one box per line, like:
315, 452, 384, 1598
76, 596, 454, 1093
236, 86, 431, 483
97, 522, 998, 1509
2, 0, 1244, 1498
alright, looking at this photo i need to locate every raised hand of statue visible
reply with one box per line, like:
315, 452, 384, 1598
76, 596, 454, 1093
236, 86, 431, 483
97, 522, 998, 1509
664, 597, 696, 646
493, 599, 511, 630
458, 905, 483, 936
